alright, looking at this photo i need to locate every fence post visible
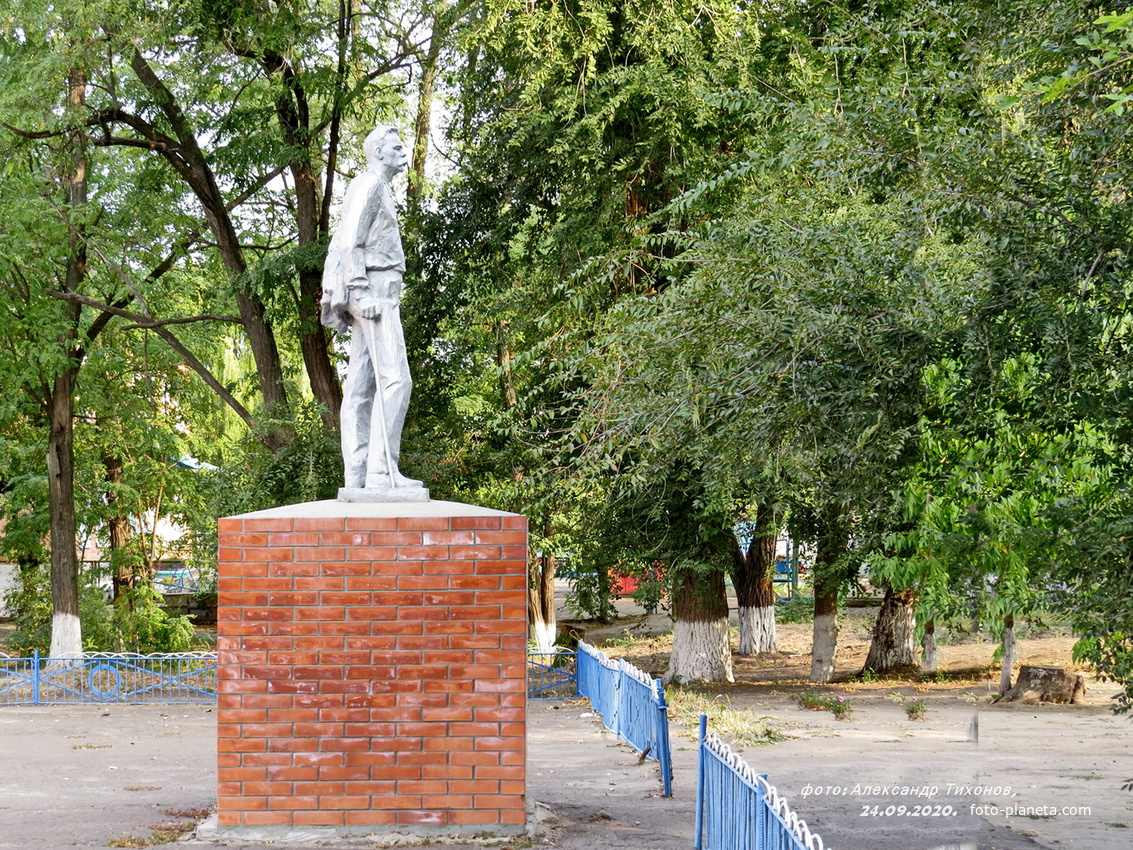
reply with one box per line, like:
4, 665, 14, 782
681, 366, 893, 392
32, 649, 40, 705
694, 714, 706, 850
756, 773, 768, 848
572, 647, 579, 697
611, 662, 623, 736
655, 678, 673, 798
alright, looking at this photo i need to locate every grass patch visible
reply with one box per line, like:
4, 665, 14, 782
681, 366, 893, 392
161, 808, 211, 820
602, 629, 643, 647
797, 689, 830, 710
667, 689, 785, 746
107, 822, 196, 847
795, 689, 853, 720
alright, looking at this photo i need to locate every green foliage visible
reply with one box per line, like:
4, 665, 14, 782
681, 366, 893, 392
4, 0, 1133, 703
237, 404, 345, 509
796, 689, 853, 719
560, 559, 618, 623
775, 595, 814, 625
110, 587, 195, 654
904, 697, 928, 721
3, 566, 193, 654
1033, 9, 1133, 113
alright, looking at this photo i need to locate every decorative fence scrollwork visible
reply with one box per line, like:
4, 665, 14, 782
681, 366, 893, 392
0, 651, 218, 705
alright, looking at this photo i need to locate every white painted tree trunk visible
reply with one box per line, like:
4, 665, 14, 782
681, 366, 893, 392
665, 618, 734, 684
922, 621, 938, 674
47, 612, 83, 668
737, 605, 778, 654
810, 612, 838, 683
528, 551, 556, 655
529, 619, 556, 655
999, 615, 1016, 697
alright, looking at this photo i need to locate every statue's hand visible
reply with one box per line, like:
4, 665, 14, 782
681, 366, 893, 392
355, 297, 382, 320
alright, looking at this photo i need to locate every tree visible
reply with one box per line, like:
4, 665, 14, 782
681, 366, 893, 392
732, 505, 780, 655
0, 20, 102, 657
414, 0, 767, 679
799, 0, 1133, 696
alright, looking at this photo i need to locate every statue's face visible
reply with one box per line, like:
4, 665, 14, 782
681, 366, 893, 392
375, 132, 408, 177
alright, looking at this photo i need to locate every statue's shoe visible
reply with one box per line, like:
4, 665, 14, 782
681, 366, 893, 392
339, 470, 430, 503
364, 470, 424, 490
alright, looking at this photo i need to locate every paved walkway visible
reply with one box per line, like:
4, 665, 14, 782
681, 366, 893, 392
0, 702, 695, 849
1, 698, 1123, 849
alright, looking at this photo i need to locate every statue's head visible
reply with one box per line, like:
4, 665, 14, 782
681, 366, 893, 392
364, 125, 408, 178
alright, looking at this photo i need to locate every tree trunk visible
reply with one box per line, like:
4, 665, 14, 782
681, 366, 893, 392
810, 515, 847, 684
665, 568, 733, 684
408, 28, 443, 213
998, 665, 1086, 705
296, 276, 343, 431
47, 367, 81, 662
811, 584, 838, 683
862, 586, 918, 674
104, 455, 134, 600
47, 67, 87, 664
528, 551, 556, 654
128, 52, 290, 430
496, 321, 518, 409
999, 612, 1016, 696
270, 58, 343, 430
922, 618, 938, 674
731, 503, 777, 654
292, 173, 342, 433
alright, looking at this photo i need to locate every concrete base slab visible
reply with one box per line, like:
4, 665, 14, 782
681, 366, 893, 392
229, 498, 512, 519
337, 484, 430, 502
194, 812, 526, 843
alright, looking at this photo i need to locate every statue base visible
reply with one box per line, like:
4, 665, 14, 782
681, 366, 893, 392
337, 484, 430, 503
215, 498, 528, 836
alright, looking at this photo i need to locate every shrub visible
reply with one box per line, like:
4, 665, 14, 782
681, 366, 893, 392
796, 688, 853, 720
2, 564, 194, 655
830, 695, 853, 720
905, 697, 928, 721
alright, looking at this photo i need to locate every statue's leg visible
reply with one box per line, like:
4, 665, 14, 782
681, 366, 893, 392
340, 326, 375, 488
362, 310, 399, 488
375, 302, 413, 467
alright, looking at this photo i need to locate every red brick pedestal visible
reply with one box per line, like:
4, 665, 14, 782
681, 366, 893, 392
211, 500, 527, 840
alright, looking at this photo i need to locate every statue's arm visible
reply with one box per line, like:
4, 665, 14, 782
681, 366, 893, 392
338, 176, 379, 289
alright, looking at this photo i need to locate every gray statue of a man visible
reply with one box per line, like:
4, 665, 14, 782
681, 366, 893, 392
321, 125, 428, 502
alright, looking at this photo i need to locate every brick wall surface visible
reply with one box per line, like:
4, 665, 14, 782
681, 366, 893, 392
216, 504, 527, 833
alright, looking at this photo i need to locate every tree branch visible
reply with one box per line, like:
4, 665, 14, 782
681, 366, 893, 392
121, 313, 241, 329
1, 122, 64, 140
46, 289, 264, 443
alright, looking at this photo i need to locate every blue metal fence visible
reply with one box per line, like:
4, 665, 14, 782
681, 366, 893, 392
0, 651, 218, 705
527, 650, 577, 699
695, 715, 827, 850
575, 641, 673, 796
